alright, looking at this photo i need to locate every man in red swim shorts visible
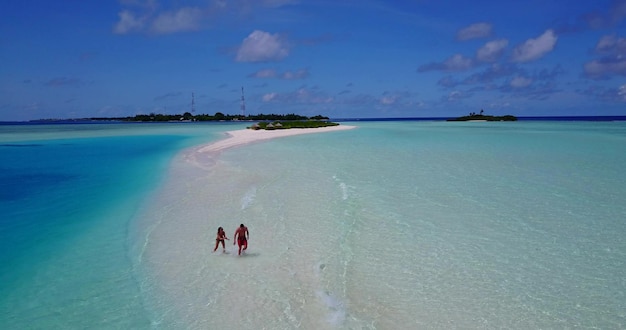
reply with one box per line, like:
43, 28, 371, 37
233, 223, 249, 255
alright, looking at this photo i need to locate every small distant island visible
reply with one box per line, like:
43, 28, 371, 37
447, 109, 517, 122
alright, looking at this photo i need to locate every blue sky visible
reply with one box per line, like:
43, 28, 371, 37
1, 0, 625, 121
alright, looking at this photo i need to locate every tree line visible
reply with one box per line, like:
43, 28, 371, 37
89, 112, 330, 122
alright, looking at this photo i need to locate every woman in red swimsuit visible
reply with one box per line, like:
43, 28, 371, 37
213, 227, 228, 252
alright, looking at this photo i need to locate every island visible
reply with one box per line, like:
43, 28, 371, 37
29, 112, 339, 127
93, 112, 331, 123
447, 110, 517, 122
248, 120, 339, 130
115, 112, 342, 130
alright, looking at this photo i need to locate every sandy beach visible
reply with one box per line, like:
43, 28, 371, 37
197, 125, 356, 153
131, 121, 626, 329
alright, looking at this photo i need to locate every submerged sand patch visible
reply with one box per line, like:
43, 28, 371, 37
133, 124, 359, 328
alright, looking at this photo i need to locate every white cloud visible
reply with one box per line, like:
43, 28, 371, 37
113, 4, 204, 35
250, 69, 278, 78
511, 29, 558, 63
297, 89, 333, 104
583, 0, 626, 28
249, 68, 309, 79
447, 90, 463, 101
262, 93, 278, 102
212, 0, 227, 9
281, 69, 309, 79
619, 84, 626, 101
262, 88, 333, 104
584, 58, 626, 78
380, 96, 397, 105
151, 7, 204, 34
510, 76, 532, 88
476, 39, 508, 62
584, 34, 626, 79
236, 30, 289, 62
112, 1, 298, 35
596, 35, 618, 52
378, 91, 411, 106
444, 54, 474, 71
457, 22, 492, 41
594, 35, 626, 54
113, 10, 145, 34
418, 54, 474, 72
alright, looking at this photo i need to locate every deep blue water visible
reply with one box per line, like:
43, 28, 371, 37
0, 123, 239, 328
1, 135, 179, 259
332, 115, 626, 122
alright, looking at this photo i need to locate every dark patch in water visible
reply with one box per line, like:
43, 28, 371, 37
0, 173, 76, 201
0, 144, 44, 147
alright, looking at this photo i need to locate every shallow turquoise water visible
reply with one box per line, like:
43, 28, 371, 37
2, 120, 625, 329
134, 120, 626, 329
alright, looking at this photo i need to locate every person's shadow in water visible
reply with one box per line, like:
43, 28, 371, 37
216, 247, 261, 257
237, 251, 260, 257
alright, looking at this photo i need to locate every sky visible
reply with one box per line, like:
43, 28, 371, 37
1, 0, 626, 121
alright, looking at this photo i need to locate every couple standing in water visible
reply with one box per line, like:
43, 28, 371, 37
213, 224, 249, 255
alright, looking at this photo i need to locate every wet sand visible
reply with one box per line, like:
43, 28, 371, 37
197, 125, 356, 153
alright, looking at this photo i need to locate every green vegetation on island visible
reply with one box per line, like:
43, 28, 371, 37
249, 120, 339, 130
31, 112, 342, 129
94, 112, 330, 122
73, 112, 341, 130
447, 109, 517, 122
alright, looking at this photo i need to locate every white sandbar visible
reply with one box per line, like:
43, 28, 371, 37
197, 125, 356, 153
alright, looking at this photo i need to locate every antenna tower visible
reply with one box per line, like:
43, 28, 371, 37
240, 86, 246, 117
